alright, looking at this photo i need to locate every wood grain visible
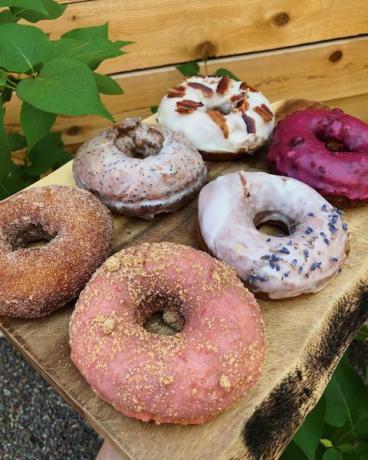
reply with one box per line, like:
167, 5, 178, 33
42, 0, 368, 74
1, 101, 368, 459
5, 36, 368, 148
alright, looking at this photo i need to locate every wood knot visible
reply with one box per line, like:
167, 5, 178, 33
66, 126, 80, 136
195, 40, 218, 60
273, 12, 290, 26
329, 50, 343, 63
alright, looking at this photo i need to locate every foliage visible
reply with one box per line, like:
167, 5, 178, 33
175, 59, 240, 80
0, 0, 130, 199
282, 328, 368, 460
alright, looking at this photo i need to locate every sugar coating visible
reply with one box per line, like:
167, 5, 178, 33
268, 108, 368, 202
0, 185, 113, 318
73, 119, 207, 219
198, 171, 349, 299
69, 242, 265, 425
158, 75, 274, 155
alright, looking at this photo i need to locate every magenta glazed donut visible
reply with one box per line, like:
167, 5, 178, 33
70, 242, 265, 425
267, 108, 368, 204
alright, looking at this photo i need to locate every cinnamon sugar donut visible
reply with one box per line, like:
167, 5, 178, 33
198, 172, 349, 299
157, 75, 275, 160
70, 242, 265, 425
73, 118, 207, 219
0, 185, 113, 318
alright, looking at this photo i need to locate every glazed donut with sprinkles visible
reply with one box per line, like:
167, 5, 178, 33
158, 75, 275, 160
198, 171, 349, 299
73, 118, 207, 219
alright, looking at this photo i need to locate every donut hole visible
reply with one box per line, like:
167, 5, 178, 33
254, 212, 291, 237
8, 223, 57, 250
140, 293, 185, 336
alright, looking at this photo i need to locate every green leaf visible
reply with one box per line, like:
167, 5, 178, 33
321, 439, 334, 448
323, 448, 342, 460
281, 441, 308, 460
0, 0, 47, 14
0, 9, 18, 24
0, 105, 11, 155
293, 396, 326, 460
60, 24, 131, 70
1, 87, 13, 104
17, 58, 113, 120
0, 23, 49, 73
354, 416, 368, 439
8, 132, 26, 151
26, 132, 72, 176
354, 324, 368, 342
0, 69, 7, 87
326, 361, 368, 446
62, 23, 109, 41
0, 105, 16, 189
325, 375, 350, 427
0, 165, 33, 199
150, 105, 158, 114
20, 102, 56, 149
214, 67, 240, 81
93, 73, 123, 95
46, 37, 124, 70
176, 61, 200, 77
10, 0, 66, 22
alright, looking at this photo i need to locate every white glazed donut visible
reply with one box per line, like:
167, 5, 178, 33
198, 171, 349, 299
73, 118, 207, 219
157, 75, 275, 160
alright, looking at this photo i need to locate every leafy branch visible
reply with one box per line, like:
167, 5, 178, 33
0, 0, 131, 199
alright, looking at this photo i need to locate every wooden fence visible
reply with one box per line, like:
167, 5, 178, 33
4, 0, 368, 149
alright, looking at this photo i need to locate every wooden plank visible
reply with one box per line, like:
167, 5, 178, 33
1, 101, 368, 459
5, 36, 368, 147
40, 0, 368, 74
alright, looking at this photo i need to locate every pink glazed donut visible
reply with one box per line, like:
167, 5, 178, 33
69, 242, 265, 425
267, 108, 368, 204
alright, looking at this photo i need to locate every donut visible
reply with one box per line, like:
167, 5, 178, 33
69, 242, 265, 425
73, 118, 207, 219
198, 171, 349, 299
157, 75, 275, 160
0, 185, 113, 318
267, 108, 368, 205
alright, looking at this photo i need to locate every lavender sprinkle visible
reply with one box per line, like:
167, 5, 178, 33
310, 262, 322, 271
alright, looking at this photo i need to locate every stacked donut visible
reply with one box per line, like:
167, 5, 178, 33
2, 71, 365, 428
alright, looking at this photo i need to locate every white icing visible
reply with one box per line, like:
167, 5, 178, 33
157, 76, 275, 154
198, 171, 349, 299
73, 122, 207, 219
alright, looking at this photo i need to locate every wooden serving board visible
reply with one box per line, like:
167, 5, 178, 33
1, 100, 368, 460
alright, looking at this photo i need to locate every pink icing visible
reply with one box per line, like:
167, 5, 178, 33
267, 109, 368, 202
69, 243, 265, 425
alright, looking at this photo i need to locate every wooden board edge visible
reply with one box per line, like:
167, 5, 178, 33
238, 278, 368, 459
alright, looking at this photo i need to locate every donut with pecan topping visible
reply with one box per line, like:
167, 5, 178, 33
73, 118, 207, 219
158, 76, 275, 160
